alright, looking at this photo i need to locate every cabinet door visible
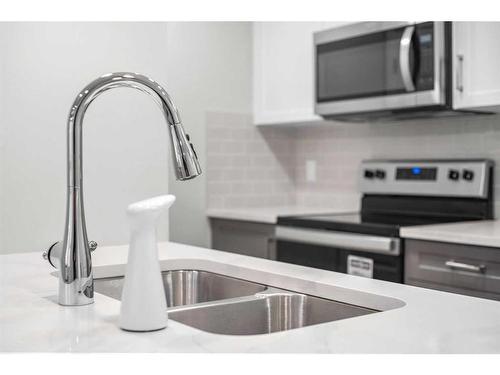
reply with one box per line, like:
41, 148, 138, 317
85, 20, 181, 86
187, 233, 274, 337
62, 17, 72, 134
253, 22, 350, 125
210, 218, 276, 259
453, 22, 500, 111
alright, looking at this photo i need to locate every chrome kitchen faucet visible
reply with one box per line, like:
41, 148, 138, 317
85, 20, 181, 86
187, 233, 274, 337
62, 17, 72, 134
42, 72, 202, 306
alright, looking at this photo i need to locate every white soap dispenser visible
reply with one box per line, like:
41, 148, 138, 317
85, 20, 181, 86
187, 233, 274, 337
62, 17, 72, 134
119, 195, 175, 332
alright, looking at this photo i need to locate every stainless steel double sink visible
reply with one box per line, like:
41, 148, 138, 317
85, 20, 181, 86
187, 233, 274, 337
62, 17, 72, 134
94, 270, 378, 335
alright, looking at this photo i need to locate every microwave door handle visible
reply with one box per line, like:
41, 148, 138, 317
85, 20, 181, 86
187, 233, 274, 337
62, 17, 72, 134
399, 25, 416, 92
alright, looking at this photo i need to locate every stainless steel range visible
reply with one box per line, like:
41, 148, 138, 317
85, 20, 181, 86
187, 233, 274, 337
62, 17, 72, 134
276, 159, 494, 283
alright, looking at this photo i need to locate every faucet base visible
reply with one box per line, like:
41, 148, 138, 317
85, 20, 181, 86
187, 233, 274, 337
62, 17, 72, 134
58, 279, 94, 306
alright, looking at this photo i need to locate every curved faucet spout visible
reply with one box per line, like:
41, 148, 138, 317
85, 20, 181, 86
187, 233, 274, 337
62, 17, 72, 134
59, 72, 201, 306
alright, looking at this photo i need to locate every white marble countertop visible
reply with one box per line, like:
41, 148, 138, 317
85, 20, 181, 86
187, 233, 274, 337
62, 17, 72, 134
206, 205, 358, 224
2, 241, 500, 353
401, 220, 500, 248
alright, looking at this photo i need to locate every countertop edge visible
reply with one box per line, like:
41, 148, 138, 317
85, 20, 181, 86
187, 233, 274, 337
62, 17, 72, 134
400, 220, 500, 248
206, 206, 358, 224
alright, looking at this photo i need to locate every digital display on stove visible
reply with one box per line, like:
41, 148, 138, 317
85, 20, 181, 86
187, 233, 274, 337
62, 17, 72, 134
396, 167, 437, 180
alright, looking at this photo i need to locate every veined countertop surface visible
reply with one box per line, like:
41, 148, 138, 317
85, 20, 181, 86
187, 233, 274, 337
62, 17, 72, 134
206, 205, 358, 224
400, 220, 500, 248
2, 242, 500, 353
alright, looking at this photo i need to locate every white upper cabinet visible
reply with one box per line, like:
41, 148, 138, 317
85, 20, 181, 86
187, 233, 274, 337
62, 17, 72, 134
453, 22, 500, 111
253, 22, 350, 125
253, 22, 500, 125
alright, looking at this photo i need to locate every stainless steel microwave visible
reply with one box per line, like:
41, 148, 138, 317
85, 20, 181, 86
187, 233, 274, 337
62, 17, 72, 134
314, 22, 464, 120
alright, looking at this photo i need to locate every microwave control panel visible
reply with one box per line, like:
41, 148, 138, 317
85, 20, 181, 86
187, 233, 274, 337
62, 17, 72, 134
414, 22, 435, 91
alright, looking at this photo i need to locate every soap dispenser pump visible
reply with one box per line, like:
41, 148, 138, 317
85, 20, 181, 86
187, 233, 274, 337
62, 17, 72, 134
119, 195, 175, 332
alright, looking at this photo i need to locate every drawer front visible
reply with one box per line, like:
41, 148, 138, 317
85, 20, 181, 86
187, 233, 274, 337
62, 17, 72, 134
405, 239, 500, 297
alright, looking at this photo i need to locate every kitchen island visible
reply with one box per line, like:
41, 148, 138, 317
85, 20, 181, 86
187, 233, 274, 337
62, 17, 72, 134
2, 242, 500, 353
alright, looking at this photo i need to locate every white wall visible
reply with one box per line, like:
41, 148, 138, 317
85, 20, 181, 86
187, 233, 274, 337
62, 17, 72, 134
0, 22, 172, 254
0, 22, 254, 254
165, 22, 253, 248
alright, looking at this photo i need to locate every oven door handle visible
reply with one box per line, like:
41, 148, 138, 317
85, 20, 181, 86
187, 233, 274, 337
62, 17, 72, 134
399, 25, 416, 92
276, 226, 401, 255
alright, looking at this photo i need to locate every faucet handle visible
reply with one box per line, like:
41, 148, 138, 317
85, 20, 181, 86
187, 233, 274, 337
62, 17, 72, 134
43, 240, 98, 268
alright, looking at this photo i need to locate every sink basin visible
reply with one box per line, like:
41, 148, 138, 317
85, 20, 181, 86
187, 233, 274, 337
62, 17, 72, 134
95, 269, 381, 335
94, 270, 267, 307
168, 291, 376, 335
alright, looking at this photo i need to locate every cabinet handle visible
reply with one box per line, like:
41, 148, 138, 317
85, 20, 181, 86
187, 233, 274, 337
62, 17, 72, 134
445, 259, 486, 273
456, 54, 464, 93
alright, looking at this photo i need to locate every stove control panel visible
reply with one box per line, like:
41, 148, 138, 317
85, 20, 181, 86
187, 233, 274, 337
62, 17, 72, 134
360, 159, 493, 198
448, 169, 460, 180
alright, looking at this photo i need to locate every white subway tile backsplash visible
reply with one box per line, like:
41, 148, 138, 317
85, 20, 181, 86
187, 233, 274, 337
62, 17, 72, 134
207, 111, 500, 216
206, 111, 296, 209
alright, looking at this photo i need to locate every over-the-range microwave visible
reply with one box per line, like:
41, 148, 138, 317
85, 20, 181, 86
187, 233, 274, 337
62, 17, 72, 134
314, 21, 487, 121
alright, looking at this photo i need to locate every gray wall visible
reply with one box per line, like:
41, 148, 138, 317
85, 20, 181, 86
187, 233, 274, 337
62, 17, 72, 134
0, 22, 253, 254
165, 22, 253, 248
0, 22, 171, 254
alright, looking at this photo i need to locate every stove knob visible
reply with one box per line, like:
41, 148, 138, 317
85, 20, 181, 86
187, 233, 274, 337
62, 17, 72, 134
364, 169, 375, 179
463, 169, 474, 181
448, 169, 460, 181
375, 169, 386, 179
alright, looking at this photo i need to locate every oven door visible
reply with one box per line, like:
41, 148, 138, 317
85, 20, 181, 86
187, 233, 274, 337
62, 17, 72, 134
275, 226, 403, 282
314, 21, 446, 117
